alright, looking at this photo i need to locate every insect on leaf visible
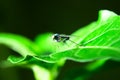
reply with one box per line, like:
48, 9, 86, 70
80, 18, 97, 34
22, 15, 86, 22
35, 10, 120, 63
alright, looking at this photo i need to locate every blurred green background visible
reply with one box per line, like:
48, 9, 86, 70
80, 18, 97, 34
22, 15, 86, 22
0, 0, 120, 80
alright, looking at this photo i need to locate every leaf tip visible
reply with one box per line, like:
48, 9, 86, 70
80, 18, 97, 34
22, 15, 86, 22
98, 10, 118, 22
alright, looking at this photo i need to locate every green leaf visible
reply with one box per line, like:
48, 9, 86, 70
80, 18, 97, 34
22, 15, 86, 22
35, 10, 120, 62
0, 33, 40, 63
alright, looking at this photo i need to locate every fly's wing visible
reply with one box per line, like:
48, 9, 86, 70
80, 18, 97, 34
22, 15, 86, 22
69, 35, 83, 46
59, 34, 81, 46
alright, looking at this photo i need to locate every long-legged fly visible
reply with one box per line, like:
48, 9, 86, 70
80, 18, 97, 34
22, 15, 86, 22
52, 33, 79, 46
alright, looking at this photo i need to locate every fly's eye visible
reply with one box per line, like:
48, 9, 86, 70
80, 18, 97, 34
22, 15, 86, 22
54, 35, 59, 40
52, 34, 61, 42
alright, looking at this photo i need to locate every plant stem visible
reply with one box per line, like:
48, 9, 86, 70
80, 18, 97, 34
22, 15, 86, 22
31, 59, 66, 80
31, 65, 53, 80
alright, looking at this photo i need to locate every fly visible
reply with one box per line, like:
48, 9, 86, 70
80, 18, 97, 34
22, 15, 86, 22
52, 33, 80, 46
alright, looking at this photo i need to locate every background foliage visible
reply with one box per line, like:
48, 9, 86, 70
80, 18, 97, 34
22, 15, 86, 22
0, 0, 120, 80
